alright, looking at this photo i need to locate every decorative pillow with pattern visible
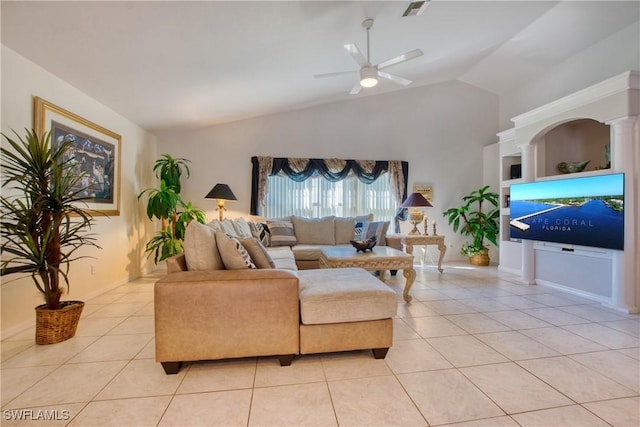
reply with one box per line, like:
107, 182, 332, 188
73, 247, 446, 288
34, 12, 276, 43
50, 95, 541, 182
266, 219, 297, 247
215, 231, 257, 269
249, 221, 270, 246
361, 221, 390, 246
354, 221, 364, 239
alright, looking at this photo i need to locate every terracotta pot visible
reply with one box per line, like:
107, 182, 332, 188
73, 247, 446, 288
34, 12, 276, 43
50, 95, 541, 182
469, 249, 490, 266
35, 301, 84, 345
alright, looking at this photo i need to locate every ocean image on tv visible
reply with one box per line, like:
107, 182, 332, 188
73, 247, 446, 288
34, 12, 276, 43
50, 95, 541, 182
509, 173, 624, 250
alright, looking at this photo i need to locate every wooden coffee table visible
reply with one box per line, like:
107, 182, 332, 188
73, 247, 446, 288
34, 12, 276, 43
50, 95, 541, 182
319, 246, 417, 303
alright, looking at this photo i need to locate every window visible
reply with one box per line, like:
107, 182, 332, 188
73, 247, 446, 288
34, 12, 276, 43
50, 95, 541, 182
262, 172, 396, 220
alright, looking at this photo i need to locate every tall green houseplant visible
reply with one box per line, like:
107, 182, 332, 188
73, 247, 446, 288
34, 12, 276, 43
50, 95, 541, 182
443, 185, 499, 264
138, 154, 205, 263
1, 130, 100, 343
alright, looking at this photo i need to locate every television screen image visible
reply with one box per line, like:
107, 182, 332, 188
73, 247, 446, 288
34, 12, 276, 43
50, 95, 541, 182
509, 173, 624, 250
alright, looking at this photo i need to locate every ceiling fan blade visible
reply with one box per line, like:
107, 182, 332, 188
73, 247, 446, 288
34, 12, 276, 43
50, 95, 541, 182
378, 71, 412, 86
349, 81, 362, 95
377, 49, 423, 70
344, 43, 369, 67
314, 70, 358, 79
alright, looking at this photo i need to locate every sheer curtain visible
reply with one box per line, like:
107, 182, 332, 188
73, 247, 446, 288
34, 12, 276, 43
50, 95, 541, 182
251, 156, 408, 217
262, 172, 398, 220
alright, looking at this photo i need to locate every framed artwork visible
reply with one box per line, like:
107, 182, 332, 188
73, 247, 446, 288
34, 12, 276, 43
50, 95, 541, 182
413, 185, 433, 202
34, 97, 121, 215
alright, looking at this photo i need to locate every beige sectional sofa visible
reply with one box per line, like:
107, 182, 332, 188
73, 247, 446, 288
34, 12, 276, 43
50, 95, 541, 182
267, 214, 391, 269
154, 220, 397, 374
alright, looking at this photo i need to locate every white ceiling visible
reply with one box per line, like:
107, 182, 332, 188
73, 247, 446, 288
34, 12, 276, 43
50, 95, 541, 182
2, 1, 638, 133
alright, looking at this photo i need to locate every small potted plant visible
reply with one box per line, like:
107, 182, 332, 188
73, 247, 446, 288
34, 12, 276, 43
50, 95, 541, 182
443, 185, 499, 266
138, 154, 205, 263
1, 129, 100, 344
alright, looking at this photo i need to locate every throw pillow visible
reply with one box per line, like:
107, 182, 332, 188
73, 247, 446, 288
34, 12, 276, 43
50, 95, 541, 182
215, 231, 257, 269
207, 219, 223, 232
239, 237, 276, 269
249, 221, 270, 246
352, 213, 375, 241
362, 221, 390, 246
183, 222, 225, 271
232, 217, 253, 238
266, 219, 297, 247
220, 219, 238, 236
354, 221, 364, 240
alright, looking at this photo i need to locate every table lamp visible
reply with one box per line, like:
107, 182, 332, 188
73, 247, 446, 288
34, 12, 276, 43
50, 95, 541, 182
401, 192, 432, 235
205, 183, 237, 221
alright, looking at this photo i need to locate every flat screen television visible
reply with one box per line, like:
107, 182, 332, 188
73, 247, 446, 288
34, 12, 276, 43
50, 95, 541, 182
509, 173, 624, 250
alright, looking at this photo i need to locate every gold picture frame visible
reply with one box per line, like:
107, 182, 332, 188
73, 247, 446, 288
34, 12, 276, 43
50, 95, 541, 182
34, 97, 121, 215
413, 185, 433, 202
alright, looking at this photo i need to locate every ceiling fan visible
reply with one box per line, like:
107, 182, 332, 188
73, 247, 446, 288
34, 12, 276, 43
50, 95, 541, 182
314, 18, 423, 95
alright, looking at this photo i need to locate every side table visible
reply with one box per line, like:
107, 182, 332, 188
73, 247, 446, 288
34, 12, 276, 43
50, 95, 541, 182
387, 234, 446, 273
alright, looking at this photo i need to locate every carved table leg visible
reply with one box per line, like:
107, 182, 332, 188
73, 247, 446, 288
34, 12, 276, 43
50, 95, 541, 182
405, 244, 414, 255
402, 267, 416, 303
437, 242, 447, 273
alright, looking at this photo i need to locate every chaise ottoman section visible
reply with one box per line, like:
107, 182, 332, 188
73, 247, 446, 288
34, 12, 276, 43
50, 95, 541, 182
297, 268, 397, 358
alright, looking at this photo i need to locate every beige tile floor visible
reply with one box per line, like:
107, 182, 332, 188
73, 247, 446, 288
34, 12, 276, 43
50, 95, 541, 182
2, 263, 639, 426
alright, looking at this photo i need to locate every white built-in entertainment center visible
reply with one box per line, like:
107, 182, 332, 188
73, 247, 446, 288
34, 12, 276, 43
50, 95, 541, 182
497, 71, 639, 313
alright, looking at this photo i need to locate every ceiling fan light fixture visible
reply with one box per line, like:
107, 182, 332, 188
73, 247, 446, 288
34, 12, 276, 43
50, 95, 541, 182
360, 67, 378, 88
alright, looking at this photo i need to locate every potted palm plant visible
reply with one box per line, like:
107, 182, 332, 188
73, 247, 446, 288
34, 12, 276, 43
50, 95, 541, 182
1, 129, 100, 344
138, 154, 205, 263
443, 185, 499, 266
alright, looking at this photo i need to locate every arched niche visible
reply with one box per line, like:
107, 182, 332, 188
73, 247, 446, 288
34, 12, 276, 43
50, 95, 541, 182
529, 118, 611, 178
504, 71, 639, 313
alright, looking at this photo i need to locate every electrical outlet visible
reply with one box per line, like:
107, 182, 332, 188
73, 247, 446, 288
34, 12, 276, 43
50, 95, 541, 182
91, 265, 96, 275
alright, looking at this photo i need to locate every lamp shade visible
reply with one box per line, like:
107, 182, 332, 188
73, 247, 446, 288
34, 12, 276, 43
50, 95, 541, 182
205, 184, 237, 201
401, 192, 432, 208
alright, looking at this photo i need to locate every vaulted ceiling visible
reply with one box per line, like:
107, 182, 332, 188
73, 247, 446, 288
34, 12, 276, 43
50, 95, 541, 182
2, 1, 638, 132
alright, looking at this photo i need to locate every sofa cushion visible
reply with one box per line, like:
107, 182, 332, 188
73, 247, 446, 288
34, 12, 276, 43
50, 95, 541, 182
298, 268, 397, 324
183, 222, 225, 271
267, 219, 297, 247
334, 217, 356, 245
240, 237, 276, 269
216, 231, 257, 269
266, 247, 298, 270
362, 221, 390, 246
292, 216, 336, 245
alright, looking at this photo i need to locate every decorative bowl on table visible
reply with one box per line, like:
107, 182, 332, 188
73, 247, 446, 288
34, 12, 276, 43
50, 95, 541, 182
350, 236, 377, 252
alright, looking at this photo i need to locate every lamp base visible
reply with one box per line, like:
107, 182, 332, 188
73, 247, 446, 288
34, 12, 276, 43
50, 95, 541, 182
408, 211, 424, 236
217, 201, 226, 221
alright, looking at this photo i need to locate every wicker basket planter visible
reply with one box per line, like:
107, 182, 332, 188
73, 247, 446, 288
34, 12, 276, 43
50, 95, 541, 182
469, 249, 490, 266
35, 301, 85, 345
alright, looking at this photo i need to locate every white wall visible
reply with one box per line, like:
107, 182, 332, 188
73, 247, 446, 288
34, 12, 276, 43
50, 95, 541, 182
499, 21, 640, 130
156, 80, 499, 260
0, 46, 158, 336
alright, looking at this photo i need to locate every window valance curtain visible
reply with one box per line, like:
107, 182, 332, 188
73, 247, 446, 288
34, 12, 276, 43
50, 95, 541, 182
250, 156, 408, 216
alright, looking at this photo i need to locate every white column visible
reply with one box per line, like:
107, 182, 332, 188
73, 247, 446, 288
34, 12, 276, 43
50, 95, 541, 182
607, 116, 638, 313
519, 144, 536, 285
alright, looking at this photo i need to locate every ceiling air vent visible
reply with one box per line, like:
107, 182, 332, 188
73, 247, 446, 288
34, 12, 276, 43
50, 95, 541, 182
402, 1, 430, 17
